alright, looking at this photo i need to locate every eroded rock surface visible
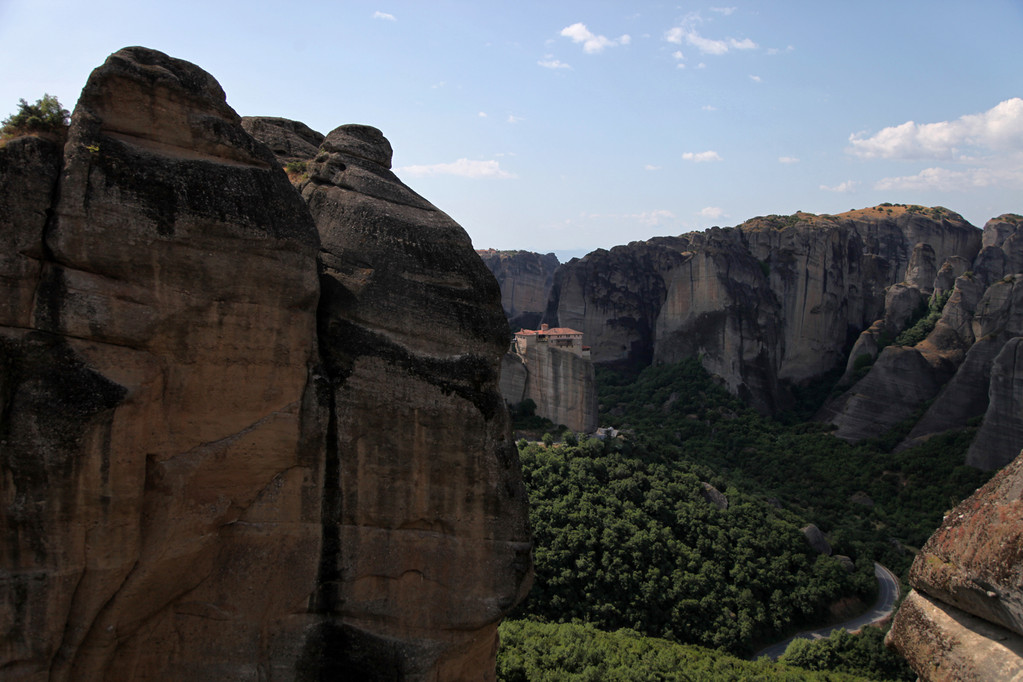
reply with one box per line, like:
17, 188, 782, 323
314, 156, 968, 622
887, 450, 1023, 679
1, 46, 531, 681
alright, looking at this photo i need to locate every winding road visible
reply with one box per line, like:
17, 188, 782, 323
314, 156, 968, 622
752, 562, 901, 660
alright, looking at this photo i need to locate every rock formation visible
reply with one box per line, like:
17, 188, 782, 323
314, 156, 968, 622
827, 214, 1023, 452
478, 249, 560, 332
544, 206, 980, 413
0, 46, 531, 681
887, 450, 1023, 679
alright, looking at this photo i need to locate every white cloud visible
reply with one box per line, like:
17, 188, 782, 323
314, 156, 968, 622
702, 105, 717, 111
644, 164, 662, 171
561, 23, 630, 54
636, 209, 675, 225
820, 180, 859, 193
538, 56, 571, 69
847, 98, 1023, 160
683, 150, 722, 163
507, 114, 524, 124
396, 159, 516, 179
372, 11, 396, 21
699, 206, 726, 219
685, 31, 729, 55
673, 29, 758, 55
749, 74, 762, 83
778, 156, 800, 164
711, 7, 737, 15
478, 112, 487, 118
874, 166, 1023, 192
672, 50, 684, 60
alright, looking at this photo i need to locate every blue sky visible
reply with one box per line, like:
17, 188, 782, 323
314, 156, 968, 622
2, 1, 1022, 258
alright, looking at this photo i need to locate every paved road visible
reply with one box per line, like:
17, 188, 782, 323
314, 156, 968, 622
752, 562, 901, 660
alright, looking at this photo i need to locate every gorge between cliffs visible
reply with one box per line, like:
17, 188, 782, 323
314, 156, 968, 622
3, 46, 1023, 682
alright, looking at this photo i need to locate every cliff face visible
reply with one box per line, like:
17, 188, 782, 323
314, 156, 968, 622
546, 207, 980, 413
500, 344, 598, 434
887, 450, 1023, 680
293, 122, 532, 679
0, 47, 531, 681
478, 249, 560, 332
824, 214, 1023, 458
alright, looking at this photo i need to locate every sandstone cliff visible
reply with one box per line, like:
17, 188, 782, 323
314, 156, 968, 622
0, 47, 530, 681
478, 249, 560, 332
887, 450, 1023, 680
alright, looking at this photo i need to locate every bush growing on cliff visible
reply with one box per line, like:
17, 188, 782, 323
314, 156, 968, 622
893, 291, 951, 347
1, 94, 69, 139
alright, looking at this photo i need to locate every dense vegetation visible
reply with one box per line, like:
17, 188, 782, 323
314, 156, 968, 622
595, 359, 991, 576
514, 434, 875, 654
779, 627, 914, 681
1, 94, 69, 140
506, 357, 992, 676
497, 620, 872, 682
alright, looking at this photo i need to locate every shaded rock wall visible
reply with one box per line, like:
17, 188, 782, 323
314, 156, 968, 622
0, 47, 531, 681
887, 450, 1023, 679
500, 344, 598, 433
478, 249, 560, 332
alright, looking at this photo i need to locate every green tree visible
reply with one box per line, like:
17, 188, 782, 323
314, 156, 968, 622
1, 94, 70, 138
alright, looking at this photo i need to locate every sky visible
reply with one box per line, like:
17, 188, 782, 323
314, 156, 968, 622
2, 1, 1022, 259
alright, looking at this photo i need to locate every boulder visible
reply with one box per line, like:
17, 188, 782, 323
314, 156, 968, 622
700, 482, 729, 510
888, 450, 1023, 678
801, 524, 832, 556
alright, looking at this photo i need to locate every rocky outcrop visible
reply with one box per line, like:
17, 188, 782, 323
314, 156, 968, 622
500, 342, 598, 433
478, 249, 560, 332
0, 46, 531, 681
241, 116, 324, 163
887, 450, 1023, 679
294, 123, 532, 679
